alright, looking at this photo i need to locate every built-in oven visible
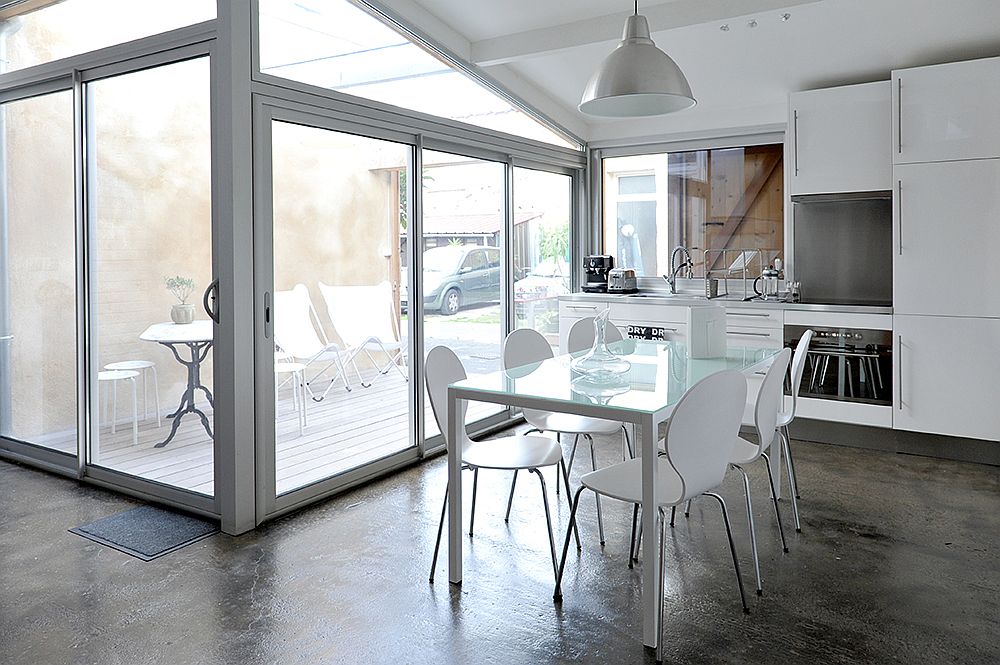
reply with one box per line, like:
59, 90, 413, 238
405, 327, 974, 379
784, 324, 892, 406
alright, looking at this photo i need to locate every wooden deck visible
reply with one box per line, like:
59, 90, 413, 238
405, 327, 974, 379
45, 365, 503, 497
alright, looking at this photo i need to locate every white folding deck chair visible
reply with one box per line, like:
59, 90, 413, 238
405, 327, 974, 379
317, 280, 408, 388
273, 283, 359, 401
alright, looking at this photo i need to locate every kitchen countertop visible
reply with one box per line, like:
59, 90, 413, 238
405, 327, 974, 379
560, 291, 893, 315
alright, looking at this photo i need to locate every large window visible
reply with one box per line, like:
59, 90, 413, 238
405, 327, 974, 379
0, 0, 214, 74
257, 0, 574, 148
602, 145, 784, 278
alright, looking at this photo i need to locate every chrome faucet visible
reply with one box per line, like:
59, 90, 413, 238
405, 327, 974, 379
663, 246, 694, 294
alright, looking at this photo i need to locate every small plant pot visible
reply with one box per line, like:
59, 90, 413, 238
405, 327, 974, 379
171, 303, 196, 324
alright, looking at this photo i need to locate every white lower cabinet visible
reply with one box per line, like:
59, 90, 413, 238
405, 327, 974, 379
893, 314, 1000, 441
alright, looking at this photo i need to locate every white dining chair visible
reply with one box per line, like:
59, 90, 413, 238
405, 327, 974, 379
554, 370, 750, 663
103, 360, 160, 427
502, 327, 630, 545
566, 315, 625, 357
425, 345, 578, 585
776, 329, 814, 531
728, 347, 792, 596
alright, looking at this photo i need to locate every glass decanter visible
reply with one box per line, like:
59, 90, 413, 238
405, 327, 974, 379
570, 307, 631, 380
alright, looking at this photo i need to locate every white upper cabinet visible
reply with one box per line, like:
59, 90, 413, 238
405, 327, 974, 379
789, 81, 892, 195
892, 56, 1000, 164
893, 159, 1000, 317
893, 314, 1000, 441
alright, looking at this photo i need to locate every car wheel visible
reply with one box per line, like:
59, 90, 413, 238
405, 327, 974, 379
441, 288, 461, 315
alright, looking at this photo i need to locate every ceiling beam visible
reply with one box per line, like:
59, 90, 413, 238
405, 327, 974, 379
471, 0, 826, 67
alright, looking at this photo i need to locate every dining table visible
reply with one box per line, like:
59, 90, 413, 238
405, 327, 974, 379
445, 338, 781, 649
140, 320, 214, 448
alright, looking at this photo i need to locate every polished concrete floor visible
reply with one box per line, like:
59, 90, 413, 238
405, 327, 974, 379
1, 432, 998, 665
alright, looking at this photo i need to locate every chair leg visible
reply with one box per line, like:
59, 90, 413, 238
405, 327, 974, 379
469, 468, 479, 537
670, 505, 676, 527
734, 465, 762, 595
504, 469, 518, 523
783, 425, 801, 500
530, 468, 560, 586
555, 432, 561, 494
761, 452, 789, 553
781, 429, 802, 532
656, 507, 667, 665
559, 459, 581, 549
554, 485, 587, 601
566, 433, 580, 476
628, 503, 640, 569
621, 424, 634, 461
129, 377, 138, 447
684, 499, 692, 517
429, 484, 448, 583
111, 379, 118, 434
587, 435, 606, 546
704, 492, 750, 613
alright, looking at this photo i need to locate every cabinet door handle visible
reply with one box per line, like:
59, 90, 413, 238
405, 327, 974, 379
896, 77, 903, 155
793, 109, 800, 176
726, 330, 771, 338
565, 304, 598, 311
897, 334, 903, 410
897, 179, 903, 256
728, 312, 769, 318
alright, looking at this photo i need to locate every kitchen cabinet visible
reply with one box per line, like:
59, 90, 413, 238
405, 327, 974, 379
892, 57, 1000, 164
893, 159, 1000, 317
789, 81, 892, 195
893, 314, 1000, 441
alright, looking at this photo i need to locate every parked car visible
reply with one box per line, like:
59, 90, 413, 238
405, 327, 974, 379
514, 257, 570, 319
401, 245, 501, 315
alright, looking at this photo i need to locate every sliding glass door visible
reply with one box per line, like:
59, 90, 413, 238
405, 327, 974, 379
0, 90, 77, 456
257, 108, 419, 507
87, 57, 215, 495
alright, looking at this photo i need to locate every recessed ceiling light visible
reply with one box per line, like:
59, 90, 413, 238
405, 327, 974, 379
747, 19, 758, 28
720, 24, 730, 31
781, 13, 792, 21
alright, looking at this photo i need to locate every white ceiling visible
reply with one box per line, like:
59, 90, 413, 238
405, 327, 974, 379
378, 0, 1000, 144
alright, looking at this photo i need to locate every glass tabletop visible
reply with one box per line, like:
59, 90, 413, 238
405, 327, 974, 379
453, 339, 780, 415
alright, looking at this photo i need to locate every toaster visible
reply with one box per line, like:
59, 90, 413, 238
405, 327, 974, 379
607, 268, 638, 294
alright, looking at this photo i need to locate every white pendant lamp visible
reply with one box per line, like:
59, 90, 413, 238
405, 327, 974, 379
579, 2, 695, 117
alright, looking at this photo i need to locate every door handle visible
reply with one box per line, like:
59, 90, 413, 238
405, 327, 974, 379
263, 291, 272, 340
0, 334, 12, 341
792, 109, 799, 176
897, 334, 903, 410
897, 180, 903, 256
203, 279, 220, 324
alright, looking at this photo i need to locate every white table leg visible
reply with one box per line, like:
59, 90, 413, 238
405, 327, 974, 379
447, 388, 464, 584
639, 413, 660, 649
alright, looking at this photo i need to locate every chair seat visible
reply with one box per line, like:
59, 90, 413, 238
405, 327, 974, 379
524, 409, 622, 435
730, 437, 761, 466
462, 435, 562, 471
98, 370, 141, 382
579, 457, 685, 506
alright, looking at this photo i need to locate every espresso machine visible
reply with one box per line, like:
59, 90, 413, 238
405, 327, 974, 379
582, 255, 614, 293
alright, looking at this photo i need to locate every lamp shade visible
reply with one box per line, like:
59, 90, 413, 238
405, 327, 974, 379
579, 14, 695, 117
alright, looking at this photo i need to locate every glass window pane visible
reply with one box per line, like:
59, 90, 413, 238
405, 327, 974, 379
89, 57, 213, 495
602, 145, 784, 277
0, 90, 76, 452
513, 168, 572, 351
258, 0, 575, 148
422, 150, 505, 436
271, 122, 413, 495
2, 0, 215, 73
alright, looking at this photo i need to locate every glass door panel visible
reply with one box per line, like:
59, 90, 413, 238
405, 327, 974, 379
0, 90, 77, 454
513, 168, 572, 353
270, 121, 413, 495
88, 57, 214, 495
422, 150, 506, 436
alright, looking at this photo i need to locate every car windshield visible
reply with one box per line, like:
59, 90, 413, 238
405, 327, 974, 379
423, 246, 465, 273
529, 258, 569, 277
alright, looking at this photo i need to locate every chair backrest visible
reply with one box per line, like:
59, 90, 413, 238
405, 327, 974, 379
318, 280, 399, 349
503, 328, 554, 370
753, 348, 792, 453
788, 329, 814, 416
273, 284, 328, 360
424, 346, 471, 451
663, 370, 747, 500
567, 316, 625, 353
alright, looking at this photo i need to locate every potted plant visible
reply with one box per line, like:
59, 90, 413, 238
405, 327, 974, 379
165, 276, 196, 324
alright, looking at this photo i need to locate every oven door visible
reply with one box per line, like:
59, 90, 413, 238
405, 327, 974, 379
784, 325, 892, 406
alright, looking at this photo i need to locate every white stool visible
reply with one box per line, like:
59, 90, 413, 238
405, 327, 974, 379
275, 361, 308, 436
97, 370, 140, 446
104, 360, 160, 427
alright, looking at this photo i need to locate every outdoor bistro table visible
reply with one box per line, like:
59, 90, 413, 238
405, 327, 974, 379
140, 320, 214, 448
445, 339, 780, 650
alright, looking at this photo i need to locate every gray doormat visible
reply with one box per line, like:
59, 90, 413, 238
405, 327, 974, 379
70, 505, 218, 561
